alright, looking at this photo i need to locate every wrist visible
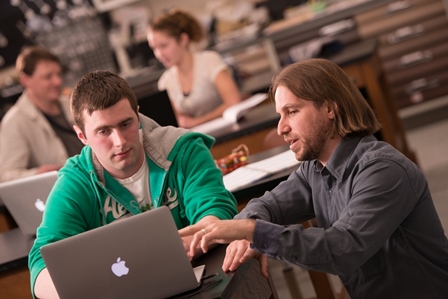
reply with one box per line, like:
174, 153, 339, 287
245, 219, 256, 242
198, 215, 219, 225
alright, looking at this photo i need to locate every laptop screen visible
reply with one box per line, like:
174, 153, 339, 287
138, 90, 178, 127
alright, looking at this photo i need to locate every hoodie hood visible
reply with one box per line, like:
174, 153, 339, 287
71, 113, 215, 185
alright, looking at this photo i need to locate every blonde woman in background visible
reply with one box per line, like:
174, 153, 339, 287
148, 9, 241, 128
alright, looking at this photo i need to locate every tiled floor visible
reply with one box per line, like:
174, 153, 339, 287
268, 109, 448, 299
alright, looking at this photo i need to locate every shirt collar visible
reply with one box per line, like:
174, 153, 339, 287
315, 134, 374, 181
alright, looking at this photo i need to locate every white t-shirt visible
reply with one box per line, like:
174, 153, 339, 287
158, 51, 230, 118
115, 156, 152, 212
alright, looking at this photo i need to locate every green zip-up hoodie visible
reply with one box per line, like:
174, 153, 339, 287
28, 115, 237, 296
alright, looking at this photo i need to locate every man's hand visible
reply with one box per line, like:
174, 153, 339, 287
179, 219, 270, 278
223, 240, 269, 278
181, 234, 194, 253
179, 216, 220, 260
223, 240, 252, 271
179, 219, 256, 259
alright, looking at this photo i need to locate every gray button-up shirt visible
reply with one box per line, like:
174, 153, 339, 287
237, 134, 448, 299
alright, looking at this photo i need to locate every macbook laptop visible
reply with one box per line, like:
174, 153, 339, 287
0, 171, 58, 237
41, 206, 205, 299
138, 90, 179, 127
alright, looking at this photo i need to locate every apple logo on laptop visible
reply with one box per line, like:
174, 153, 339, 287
111, 257, 129, 277
35, 198, 46, 212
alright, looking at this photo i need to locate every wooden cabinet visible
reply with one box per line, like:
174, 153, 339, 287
355, 0, 448, 109
355, 0, 442, 38
271, 17, 360, 65
391, 70, 448, 109
217, 39, 281, 94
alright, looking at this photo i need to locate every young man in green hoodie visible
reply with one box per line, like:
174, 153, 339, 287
29, 70, 238, 298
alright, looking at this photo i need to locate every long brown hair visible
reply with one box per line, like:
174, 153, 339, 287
149, 9, 205, 43
270, 59, 381, 137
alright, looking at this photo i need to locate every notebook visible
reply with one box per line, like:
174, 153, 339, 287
0, 171, 58, 237
40, 206, 205, 299
191, 93, 267, 134
138, 90, 179, 127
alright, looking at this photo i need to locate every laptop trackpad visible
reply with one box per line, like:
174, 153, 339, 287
193, 264, 206, 284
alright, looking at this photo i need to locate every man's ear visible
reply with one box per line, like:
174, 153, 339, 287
19, 72, 28, 87
73, 125, 88, 145
326, 102, 337, 120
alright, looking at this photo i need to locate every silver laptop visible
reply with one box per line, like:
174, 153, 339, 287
0, 228, 34, 272
41, 206, 205, 299
0, 171, 58, 237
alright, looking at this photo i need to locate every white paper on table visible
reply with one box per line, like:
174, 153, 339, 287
223, 150, 300, 192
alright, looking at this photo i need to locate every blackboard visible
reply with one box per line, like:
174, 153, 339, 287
0, 1, 32, 69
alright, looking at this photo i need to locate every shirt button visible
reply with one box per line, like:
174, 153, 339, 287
262, 243, 268, 249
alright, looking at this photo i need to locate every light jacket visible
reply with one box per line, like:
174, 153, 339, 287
28, 115, 237, 296
0, 92, 72, 182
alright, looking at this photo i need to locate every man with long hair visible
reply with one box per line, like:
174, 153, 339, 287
181, 59, 448, 299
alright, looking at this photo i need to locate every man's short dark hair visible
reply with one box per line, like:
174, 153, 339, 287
70, 70, 139, 132
16, 46, 61, 76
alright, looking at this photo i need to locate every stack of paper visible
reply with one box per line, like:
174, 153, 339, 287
223, 150, 300, 192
